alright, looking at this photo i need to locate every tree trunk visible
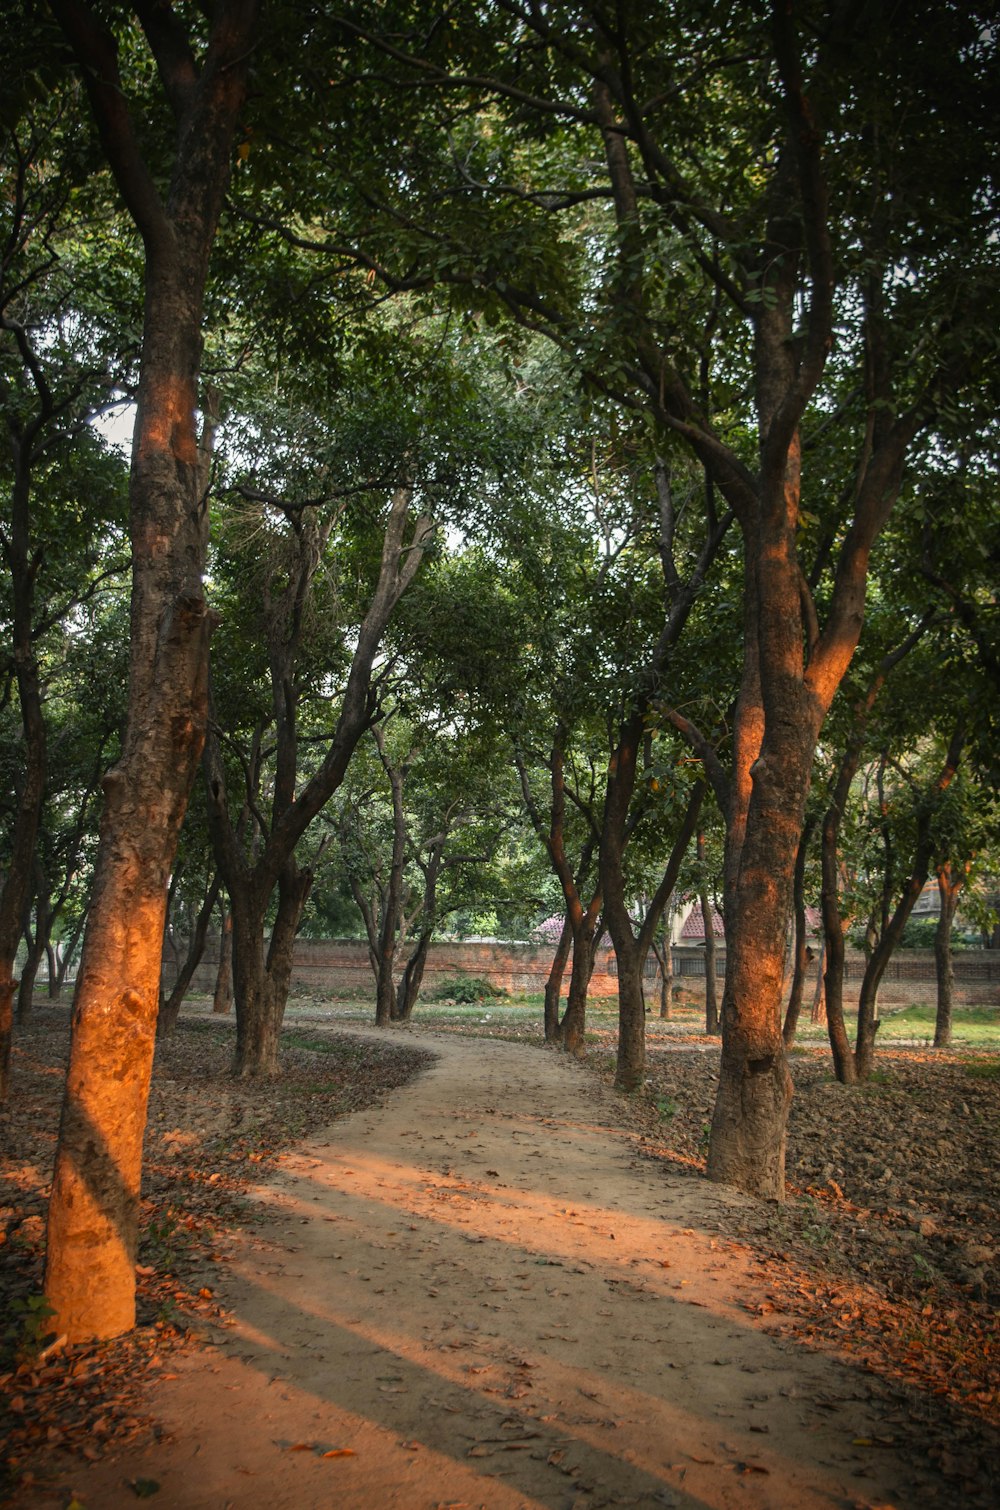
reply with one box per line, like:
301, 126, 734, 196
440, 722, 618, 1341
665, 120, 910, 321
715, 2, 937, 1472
213, 907, 233, 1014
45, 599, 216, 1338
600, 702, 704, 1092
0, 450, 48, 1099
157, 873, 222, 1036
559, 927, 595, 1056
782, 818, 816, 1046
707, 534, 815, 1197
543, 915, 573, 1042
701, 889, 719, 1035
231, 862, 311, 1077
375, 953, 398, 1026
933, 862, 963, 1048
17, 863, 50, 1025
809, 938, 827, 1024
820, 798, 857, 1084
54, 908, 87, 997
652, 921, 673, 1019
44, 2, 258, 1342
613, 939, 646, 1091
16, 922, 47, 1025
205, 494, 431, 1071
395, 931, 431, 1022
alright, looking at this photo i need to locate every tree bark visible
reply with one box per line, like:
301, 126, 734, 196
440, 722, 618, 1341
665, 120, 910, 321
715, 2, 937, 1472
16, 892, 49, 1026
16, 860, 50, 1025
652, 921, 673, 1019
517, 739, 602, 1056
809, 938, 827, 1024
213, 906, 233, 1014
543, 915, 573, 1042
230, 861, 312, 1077
375, 730, 406, 1026
701, 903, 719, 1034
0, 421, 48, 1100
559, 927, 596, 1056
933, 861, 963, 1048
395, 930, 431, 1022
44, 0, 258, 1342
601, 705, 704, 1091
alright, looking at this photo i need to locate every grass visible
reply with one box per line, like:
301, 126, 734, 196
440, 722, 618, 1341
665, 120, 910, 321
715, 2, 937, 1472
864, 1003, 1000, 1046
230, 989, 999, 1053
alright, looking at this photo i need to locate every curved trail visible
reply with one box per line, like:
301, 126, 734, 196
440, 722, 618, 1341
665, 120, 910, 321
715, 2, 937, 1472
37, 1029, 926, 1509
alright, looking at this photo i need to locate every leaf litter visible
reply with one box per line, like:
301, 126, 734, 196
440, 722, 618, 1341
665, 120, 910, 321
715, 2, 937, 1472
0, 1007, 428, 1500
1, 1001, 998, 1506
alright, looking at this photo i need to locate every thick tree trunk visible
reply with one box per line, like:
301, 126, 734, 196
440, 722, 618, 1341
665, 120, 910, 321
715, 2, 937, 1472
231, 863, 311, 1077
395, 931, 431, 1022
45, 600, 215, 1339
543, 915, 573, 1042
43, 1, 258, 1341
708, 537, 816, 1197
213, 907, 233, 1014
933, 863, 963, 1048
0, 463, 47, 1098
613, 940, 646, 1091
559, 928, 595, 1056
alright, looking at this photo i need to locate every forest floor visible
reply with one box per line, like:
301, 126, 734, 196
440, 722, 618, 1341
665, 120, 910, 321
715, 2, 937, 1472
1, 997, 998, 1510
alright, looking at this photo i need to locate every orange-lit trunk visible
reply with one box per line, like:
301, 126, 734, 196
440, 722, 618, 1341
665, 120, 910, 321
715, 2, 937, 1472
43, 0, 257, 1341
708, 704, 817, 1196
45, 614, 210, 1335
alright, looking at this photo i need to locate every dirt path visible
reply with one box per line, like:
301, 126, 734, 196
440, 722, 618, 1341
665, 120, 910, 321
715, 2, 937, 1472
26, 1029, 941, 1509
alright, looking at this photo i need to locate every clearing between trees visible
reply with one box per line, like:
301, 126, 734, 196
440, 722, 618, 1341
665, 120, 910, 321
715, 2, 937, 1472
1, 1002, 998, 1508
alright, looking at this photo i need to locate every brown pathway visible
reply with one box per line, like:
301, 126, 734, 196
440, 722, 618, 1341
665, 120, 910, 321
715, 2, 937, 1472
25, 1029, 934, 1509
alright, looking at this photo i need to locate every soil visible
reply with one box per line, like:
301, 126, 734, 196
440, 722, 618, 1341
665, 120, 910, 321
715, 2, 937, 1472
2, 1007, 999, 1510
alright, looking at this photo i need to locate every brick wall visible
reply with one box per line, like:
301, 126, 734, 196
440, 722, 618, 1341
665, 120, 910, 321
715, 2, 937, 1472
173, 936, 999, 1005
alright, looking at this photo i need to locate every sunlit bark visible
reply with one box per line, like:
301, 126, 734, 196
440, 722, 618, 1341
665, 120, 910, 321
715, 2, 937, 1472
43, 0, 258, 1340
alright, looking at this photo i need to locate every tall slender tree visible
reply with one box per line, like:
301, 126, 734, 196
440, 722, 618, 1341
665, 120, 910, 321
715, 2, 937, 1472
43, 0, 259, 1341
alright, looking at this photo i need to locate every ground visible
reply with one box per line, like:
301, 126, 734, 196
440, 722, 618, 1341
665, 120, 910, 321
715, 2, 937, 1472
1, 998, 998, 1509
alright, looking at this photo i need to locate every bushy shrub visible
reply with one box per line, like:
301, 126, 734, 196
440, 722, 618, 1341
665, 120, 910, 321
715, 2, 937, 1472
429, 975, 508, 1003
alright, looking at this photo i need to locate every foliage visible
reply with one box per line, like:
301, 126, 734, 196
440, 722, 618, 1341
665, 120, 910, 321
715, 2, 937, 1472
428, 975, 509, 1003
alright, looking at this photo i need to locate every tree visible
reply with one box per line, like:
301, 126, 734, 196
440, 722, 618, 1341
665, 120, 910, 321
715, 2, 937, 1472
203, 315, 535, 1073
337, 703, 520, 1023
817, 615, 933, 1081
331, 0, 999, 1193
43, 0, 259, 1342
929, 773, 998, 1048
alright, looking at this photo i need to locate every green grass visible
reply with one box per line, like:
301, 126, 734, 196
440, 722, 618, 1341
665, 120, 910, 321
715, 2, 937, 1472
276, 993, 1000, 1053
866, 1003, 1000, 1046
